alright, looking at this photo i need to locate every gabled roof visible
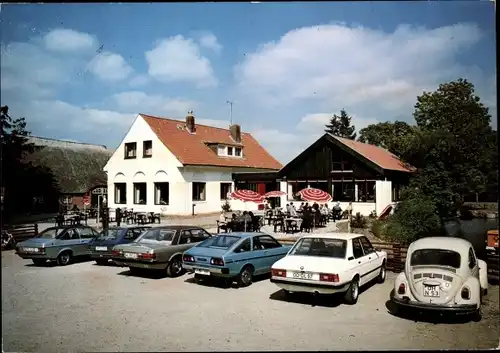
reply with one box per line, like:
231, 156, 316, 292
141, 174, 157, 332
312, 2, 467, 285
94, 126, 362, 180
330, 134, 415, 173
140, 114, 282, 170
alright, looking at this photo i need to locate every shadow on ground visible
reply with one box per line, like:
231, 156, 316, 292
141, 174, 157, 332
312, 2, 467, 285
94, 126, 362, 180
116, 268, 172, 280
24, 256, 91, 267
268, 280, 377, 308
184, 272, 271, 289
384, 289, 481, 324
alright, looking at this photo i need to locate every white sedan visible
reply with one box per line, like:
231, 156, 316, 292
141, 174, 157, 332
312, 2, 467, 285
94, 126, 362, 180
271, 233, 388, 305
391, 237, 488, 318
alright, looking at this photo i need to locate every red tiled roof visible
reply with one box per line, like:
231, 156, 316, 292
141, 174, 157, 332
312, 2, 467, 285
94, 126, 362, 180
140, 114, 283, 170
332, 135, 415, 173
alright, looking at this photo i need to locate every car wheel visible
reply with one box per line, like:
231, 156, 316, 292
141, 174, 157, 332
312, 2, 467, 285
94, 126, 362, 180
344, 278, 359, 305
57, 251, 72, 266
238, 265, 254, 287
166, 257, 184, 277
472, 309, 482, 322
95, 259, 108, 266
377, 263, 386, 283
32, 259, 46, 266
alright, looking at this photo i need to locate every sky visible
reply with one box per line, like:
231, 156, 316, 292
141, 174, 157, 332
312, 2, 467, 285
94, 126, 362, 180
0, 2, 496, 165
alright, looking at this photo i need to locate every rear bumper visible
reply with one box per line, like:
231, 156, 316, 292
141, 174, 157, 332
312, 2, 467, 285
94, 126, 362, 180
270, 277, 349, 294
391, 297, 478, 314
183, 264, 231, 277
112, 258, 165, 270
90, 252, 113, 260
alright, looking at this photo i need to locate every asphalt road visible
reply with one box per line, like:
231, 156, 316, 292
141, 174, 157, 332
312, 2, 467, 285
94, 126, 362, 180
2, 251, 499, 352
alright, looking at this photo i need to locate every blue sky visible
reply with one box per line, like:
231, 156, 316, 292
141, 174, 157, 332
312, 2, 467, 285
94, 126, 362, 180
1, 2, 496, 164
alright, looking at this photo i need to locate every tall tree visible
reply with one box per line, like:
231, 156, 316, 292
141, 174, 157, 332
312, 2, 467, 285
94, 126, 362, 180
358, 121, 417, 158
324, 109, 356, 139
405, 78, 495, 223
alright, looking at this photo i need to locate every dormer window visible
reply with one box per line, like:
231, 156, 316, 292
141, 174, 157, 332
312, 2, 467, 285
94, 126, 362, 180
227, 147, 233, 156
215, 144, 243, 158
235, 147, 242, 157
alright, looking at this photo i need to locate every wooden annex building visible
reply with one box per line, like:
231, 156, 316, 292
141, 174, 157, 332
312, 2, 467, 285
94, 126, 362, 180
232, 133, 415, 216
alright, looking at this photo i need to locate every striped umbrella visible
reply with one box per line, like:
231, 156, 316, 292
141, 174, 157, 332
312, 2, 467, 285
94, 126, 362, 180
231, 189, 265, 203
296, 188, 332, 203
264, 190, 286, 198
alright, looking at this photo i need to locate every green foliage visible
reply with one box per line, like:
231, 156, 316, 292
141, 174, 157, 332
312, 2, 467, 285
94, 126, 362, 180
350, 212, 368, 229
358, 121, 417, 158
383, 188, 442, 245
368, 210, 377, 219
370, 219, 386, 239
324, 109, 356, 140
221, 199, 232, 212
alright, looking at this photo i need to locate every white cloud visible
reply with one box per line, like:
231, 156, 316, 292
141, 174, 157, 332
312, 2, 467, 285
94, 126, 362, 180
88, 51, 133, 81
111, 91, 198, 117
43, 28, 97, 53
145, 35, 217, 87
198, 32, 222, 53
129, 74, 151, 87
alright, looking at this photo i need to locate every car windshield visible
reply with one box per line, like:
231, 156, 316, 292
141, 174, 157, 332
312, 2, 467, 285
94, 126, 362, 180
136, 229, 175, 245
198, 235, 240, 249
410, 249, 461, 269
97, 229, 122, 240
289, 237, 347, 258
37, 228, 61, 239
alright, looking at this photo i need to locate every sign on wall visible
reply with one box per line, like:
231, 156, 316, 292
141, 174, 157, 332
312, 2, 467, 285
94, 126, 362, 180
92, 187, 108, 195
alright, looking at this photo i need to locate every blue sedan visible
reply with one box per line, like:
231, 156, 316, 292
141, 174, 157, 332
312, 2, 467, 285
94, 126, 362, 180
89, 226, 150, 265
182, 232, 292, 287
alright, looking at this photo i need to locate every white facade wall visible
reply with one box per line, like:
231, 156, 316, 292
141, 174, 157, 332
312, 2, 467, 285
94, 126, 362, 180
375, 180, 392, 216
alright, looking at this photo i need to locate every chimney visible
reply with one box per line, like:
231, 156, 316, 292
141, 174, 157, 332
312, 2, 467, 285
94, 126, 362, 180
185, 111, 196, 133
229, 124, 241, 143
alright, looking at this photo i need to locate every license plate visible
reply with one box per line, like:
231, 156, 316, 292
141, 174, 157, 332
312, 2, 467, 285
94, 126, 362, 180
194, 269, 210, 276
423, 285, 440, 297
23, 247, 39, 253
292, 271, 313, 280
124, 252, 138, 259
95, 246, 107, 251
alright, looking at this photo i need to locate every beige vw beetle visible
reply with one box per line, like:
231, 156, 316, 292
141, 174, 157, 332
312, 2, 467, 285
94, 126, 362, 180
392, 237, 488, 319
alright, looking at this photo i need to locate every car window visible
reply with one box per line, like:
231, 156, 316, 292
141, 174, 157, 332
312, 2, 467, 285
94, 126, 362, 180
198, 235, 239, 249
38, 228, 61, 239
257, 235, 281, 249
410, 249, 461, 269
77, 227, 95, 239
468, 248, 477, 269
124, 229, 143, 240
352, 238, 364, 259
252, 237, 264, 250
289, 237, 347, 258
190, 229, 211, 242
137, 229, 176, 245
178, 230, 193, 245
234, 238, 251, 253
59, 230, 71, 240
359, 237, 374, 254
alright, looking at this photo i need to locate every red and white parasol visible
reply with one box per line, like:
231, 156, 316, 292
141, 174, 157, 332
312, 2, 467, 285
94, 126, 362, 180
264, 190, 286, 198
296, 188, 332, 203
231, 189, 265, 203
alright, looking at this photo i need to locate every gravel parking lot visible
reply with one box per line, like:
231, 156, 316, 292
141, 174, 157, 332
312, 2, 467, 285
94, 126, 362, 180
2, 250, 499, 352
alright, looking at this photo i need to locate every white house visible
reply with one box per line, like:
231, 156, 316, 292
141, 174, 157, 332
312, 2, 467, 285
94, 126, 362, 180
103, 112, 282, 216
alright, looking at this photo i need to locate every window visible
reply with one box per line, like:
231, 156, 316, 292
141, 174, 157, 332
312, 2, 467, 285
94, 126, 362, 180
77, 227, 95, 239
468, 248, 477, 269
410, 249, 461, 269
190, 229, 212, 242
143, 140, 152, 158
227, 146, 233, 156
198, 235, 240, 249
252, 237, 264, 250
124, 229, 144, 241
124, 142, 137, 159
133, 183, 147, 204
154, 182, 169, 205
235, 147, 242, 157
192, 182, 206, 201
61, 195, 72, 204
114, 183, 126, 204
137, 229, 176, 244
257, 235, 282, 249
217, 145, 225, 156
234, 238, 251, 253
359, 237, 374, 254
289, 237, 347, 258
238, 182, 257, 193
352, 238, 364, 258
178, 230, 193, 245
220, 183, 232, 200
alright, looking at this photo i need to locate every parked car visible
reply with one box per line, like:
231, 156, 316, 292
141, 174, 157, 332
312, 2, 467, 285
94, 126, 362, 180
15, 225, 99, 266
111, 226, 212, 276
270, 233, 388, 304
391, 237, 488, 318
182, 232, 292, 287
89, 226, 150, 265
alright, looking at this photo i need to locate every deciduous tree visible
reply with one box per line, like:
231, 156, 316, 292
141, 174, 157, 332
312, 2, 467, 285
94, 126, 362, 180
358, 121, 417, 158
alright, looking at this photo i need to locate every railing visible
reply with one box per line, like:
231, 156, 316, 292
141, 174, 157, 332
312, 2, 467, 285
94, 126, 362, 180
5, 223, 39, 243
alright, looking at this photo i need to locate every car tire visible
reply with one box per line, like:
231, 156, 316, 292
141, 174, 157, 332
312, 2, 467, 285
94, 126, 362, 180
238, 265, 254, 287
32, 259, 46, 266
472, 309, 482, 322
95, 259, 108, 266
57, 251, 72, 266
377, 263, 386, 283
166, 257, 184, 277
344, 278, 359, 305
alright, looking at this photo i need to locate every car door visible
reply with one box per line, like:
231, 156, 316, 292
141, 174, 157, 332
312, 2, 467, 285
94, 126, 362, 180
177, 230, 195, 252
123, 228, 143, 244
359, 236, 380, 282
255, 235, 284, 270
351, 237, 371, 286
249, 236, 269, 274
229, 238, 252, 273
60, 228, 83, 255
75, 227, 95, 255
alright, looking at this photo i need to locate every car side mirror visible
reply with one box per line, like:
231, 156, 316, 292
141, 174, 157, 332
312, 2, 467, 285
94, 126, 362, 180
348, 256, 354, 261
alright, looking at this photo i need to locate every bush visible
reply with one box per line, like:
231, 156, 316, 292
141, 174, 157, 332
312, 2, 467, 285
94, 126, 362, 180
368, 210, 377, 219
370, 219, 386, 239
221, 200, 232, 212
350, 212, 368, 229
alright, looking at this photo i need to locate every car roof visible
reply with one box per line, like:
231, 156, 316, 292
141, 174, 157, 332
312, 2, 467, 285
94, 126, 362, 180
107, 226, 150, 230
409, 237, 472, 254
216, 232, 269, 239
149, 225, 203, 230
299, 233, 360, 241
